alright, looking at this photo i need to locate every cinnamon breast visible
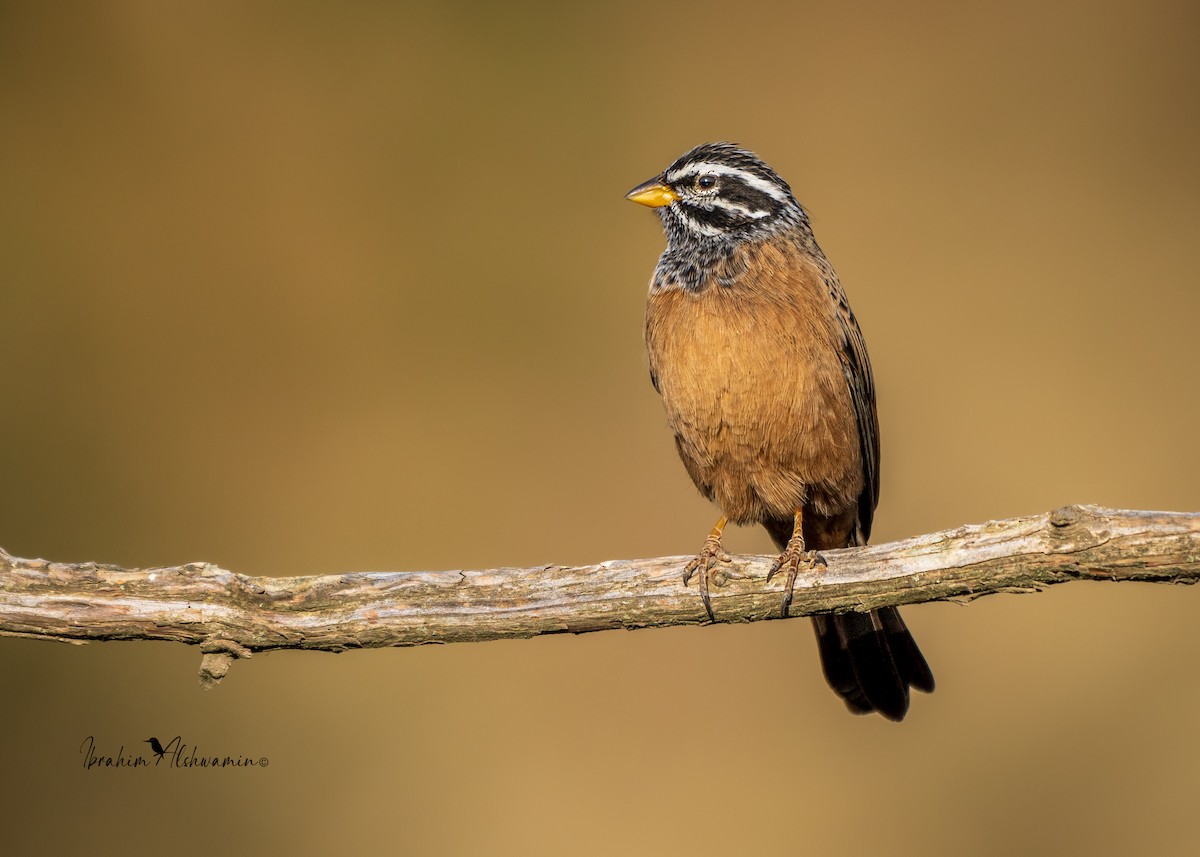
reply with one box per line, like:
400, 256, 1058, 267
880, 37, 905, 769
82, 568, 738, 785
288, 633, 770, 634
644, 238, 864, 526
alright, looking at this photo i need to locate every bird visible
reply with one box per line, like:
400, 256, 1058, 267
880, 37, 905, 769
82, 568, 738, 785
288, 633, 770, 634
626, 142, 934, 720
144, 737, 166, 759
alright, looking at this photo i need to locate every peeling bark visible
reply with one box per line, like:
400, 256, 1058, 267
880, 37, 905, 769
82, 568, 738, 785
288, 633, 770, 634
1, 505, 1196, 685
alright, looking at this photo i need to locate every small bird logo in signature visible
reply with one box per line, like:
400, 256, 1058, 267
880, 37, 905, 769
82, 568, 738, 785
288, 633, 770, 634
144, 737, 166, 760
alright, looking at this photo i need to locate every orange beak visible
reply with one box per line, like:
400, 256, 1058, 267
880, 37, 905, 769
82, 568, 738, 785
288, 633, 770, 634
625, 179, 678, 208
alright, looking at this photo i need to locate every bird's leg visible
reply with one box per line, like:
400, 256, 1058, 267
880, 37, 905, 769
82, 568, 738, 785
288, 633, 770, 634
682, 516, 731, 621
766, 509, 827, 619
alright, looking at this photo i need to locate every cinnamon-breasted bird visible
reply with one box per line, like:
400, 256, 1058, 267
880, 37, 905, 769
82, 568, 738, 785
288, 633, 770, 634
627, 142, 934, 720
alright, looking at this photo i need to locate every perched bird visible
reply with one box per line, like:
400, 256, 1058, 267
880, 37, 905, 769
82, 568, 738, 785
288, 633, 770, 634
626, 142, 934, 720
144, 737, 166, 759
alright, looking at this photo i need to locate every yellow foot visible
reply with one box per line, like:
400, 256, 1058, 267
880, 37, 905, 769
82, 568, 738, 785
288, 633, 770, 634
682, 525, 732, 622
766, 544, 827, 619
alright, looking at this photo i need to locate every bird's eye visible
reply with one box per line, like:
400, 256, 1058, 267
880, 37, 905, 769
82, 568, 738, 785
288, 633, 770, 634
695, 174, 718, 191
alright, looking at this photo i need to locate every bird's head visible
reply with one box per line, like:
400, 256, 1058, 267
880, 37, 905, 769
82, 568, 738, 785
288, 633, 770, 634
626, 142, 806, 248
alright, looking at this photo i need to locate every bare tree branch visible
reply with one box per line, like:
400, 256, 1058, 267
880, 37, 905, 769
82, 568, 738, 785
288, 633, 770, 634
2, 505, 1197, 686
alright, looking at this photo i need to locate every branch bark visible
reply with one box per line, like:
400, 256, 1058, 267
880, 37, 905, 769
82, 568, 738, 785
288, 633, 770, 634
2, 505, 1197, 686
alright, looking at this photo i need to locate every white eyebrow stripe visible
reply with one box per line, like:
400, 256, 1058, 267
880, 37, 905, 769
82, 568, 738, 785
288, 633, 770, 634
706, 198, 771, 219
664, 162, 789, 203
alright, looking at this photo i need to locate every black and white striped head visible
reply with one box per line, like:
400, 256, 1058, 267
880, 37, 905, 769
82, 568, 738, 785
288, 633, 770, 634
626, 142, 806, 249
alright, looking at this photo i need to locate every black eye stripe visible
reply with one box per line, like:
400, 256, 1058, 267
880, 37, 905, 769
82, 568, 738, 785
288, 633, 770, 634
717, 181, 776, 213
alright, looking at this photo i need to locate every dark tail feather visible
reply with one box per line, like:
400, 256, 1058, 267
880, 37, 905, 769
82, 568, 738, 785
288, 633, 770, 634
813, 608, 933, 721
811, 614, 874, 715
878, 605, 935, 694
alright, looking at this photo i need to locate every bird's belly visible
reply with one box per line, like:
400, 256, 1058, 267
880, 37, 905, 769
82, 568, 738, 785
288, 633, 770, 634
647, 287, 862, 524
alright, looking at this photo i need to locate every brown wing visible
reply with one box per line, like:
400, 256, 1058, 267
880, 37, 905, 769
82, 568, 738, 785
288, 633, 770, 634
833, 285, 879, 544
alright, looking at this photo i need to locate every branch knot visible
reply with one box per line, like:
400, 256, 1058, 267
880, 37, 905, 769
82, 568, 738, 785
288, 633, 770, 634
198, 638, 253, 690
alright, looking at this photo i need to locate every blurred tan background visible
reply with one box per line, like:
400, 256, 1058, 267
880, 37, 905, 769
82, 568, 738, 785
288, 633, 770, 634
2, 0, 1198, 854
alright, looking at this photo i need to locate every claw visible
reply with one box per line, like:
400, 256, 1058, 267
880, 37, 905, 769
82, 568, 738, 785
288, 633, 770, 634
683, 546, 718, 621
771, 548, 826, 619
767, 510, 827, 618
682, 518, 730, 622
